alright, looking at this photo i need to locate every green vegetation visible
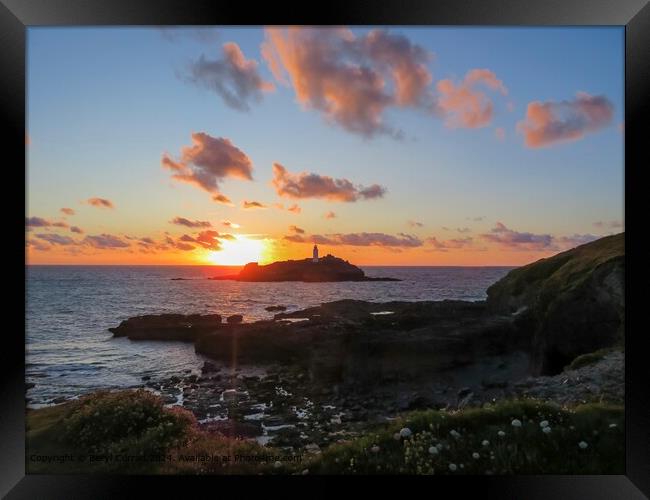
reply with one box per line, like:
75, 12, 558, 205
306, 399, 624, 475
27, 392, 624, 475
26, 390, 273, 474
567, 346, 622, 371
487, 232, 624, 312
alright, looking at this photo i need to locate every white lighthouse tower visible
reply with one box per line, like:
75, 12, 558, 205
312, 244, 319, 263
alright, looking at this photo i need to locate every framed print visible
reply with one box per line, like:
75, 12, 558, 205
2, 0, 649, 497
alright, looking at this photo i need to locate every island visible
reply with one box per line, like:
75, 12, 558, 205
209, 253, 400, 282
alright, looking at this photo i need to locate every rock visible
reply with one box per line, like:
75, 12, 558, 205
227, 314, 243, 324
209, 255, 400, 282
141, 375, 151, 381
26, 382, 35, 391
487, 233, 624, 375
108, 313, 222, 341
265, 305, 288, 312
202, 361, 219, 373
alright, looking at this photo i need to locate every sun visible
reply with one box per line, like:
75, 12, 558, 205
206, 235, 267, 266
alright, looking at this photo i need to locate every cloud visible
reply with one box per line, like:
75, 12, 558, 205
60, 207, 75, 216
186, 42, 274, 111
407, 220, 424, 228
593, 220, 623, 230
456, 227, 471, 233
222, 220, 241, 229
242, 200, 266, 209
311, 232, 422, 248
289, 225, 305, 234
283, 234, 307, 243
86, 198, 114, 209
324, 211, 337, 219
262, 28, 433, 138
287, 203, 301, 214
272, 162, 386, 202
192, 230, 224, 250
466, 216, 485, 222
479, 222, 553, 251
83, 234, 130, 248
162, 132, 253, 199
426, 236, 474, 251
175, 242, 196, 251
517, 92, 614, 148
35, 233, 76, 246
70, 226, 84, 234
170, 217, 212, 228
557, 233, 600, 248
26, 217, 51, 228
436, 69, 507, 128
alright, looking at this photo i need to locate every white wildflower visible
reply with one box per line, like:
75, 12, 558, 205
428, 446, 438, 455
393, 432, 401, 441
450, 429, 461, 439
449, 463, 457, 471
274, 461, 282, 469
301, 469, 309, 475
482, 440, 490, 447
498, 430, 506, 437
578, 441, 588, 449
400, 427, 412, 438
609, 423, 618, 428
540, 420, 549, 428
371, 445, 380, 453
472, 452, 480, 459
511, 419, 522, 428
543, 426, 552, 434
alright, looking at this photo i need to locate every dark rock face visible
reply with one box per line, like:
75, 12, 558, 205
265, 305, 287, 312
209, 255, 400, 282
108, 313, 222, 341
227, 314, 244, 324
487, 233, 624, 375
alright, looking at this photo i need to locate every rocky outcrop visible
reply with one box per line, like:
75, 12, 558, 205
487, 233, 624, 375
209, 255, 400, 282
109, 313, 223, 341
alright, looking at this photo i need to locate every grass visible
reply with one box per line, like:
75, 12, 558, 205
27, 391, 624, 475
566, 346, 622, 371
304, 399, 624, 475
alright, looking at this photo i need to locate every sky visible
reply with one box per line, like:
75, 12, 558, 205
26, 27, 624, 266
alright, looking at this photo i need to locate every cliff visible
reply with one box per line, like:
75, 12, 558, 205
209, 254, 399, 282
487, 232, 624, 374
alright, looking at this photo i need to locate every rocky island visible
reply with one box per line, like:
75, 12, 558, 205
209, 253, 400, 282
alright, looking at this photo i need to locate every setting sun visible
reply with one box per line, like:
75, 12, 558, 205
206, 235, 267, 266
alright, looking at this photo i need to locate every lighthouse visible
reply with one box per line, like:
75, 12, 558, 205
312, 244, 319, 263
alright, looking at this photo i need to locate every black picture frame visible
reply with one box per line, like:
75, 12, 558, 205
3, 0, 648, 497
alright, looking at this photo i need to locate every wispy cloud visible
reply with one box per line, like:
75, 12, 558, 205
83, 233, 129, 248
86, 197, 114, 209
170, 217, 212, 228
242, 200, 266, 209
479, 222, 553, 251
185, 42, 274, 111
60, 207, 75, 216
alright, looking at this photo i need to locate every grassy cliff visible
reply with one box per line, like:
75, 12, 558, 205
486, 233, 624, 374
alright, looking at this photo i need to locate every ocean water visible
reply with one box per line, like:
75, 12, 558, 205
26, 265, 513, 406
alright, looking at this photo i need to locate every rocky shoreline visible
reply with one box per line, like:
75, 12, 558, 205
36, 233, 625, 453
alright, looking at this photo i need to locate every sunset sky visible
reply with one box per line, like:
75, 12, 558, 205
26, 27, 624, 266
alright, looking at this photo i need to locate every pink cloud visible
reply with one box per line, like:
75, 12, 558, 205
436, 69, 507, 129
426, 236, 474, 251
517, 92, 614, 148
83, 234, 129, 248
324, 211, 337, 219
60, 207, 75, 216
242, 200, 266, 209
289, 225, 305, 234
162, 132, 253, 199
70, 226, 84, 234
272, 162, 386, 202
186, 42, 274, 111
262, 28, 433, 138
86, 197, 114, 209
479, 222, 553, 251
287, 203, 301, 214
311, 232, 422, 248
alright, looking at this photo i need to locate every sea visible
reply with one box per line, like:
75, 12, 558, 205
25, 265, 514, 407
